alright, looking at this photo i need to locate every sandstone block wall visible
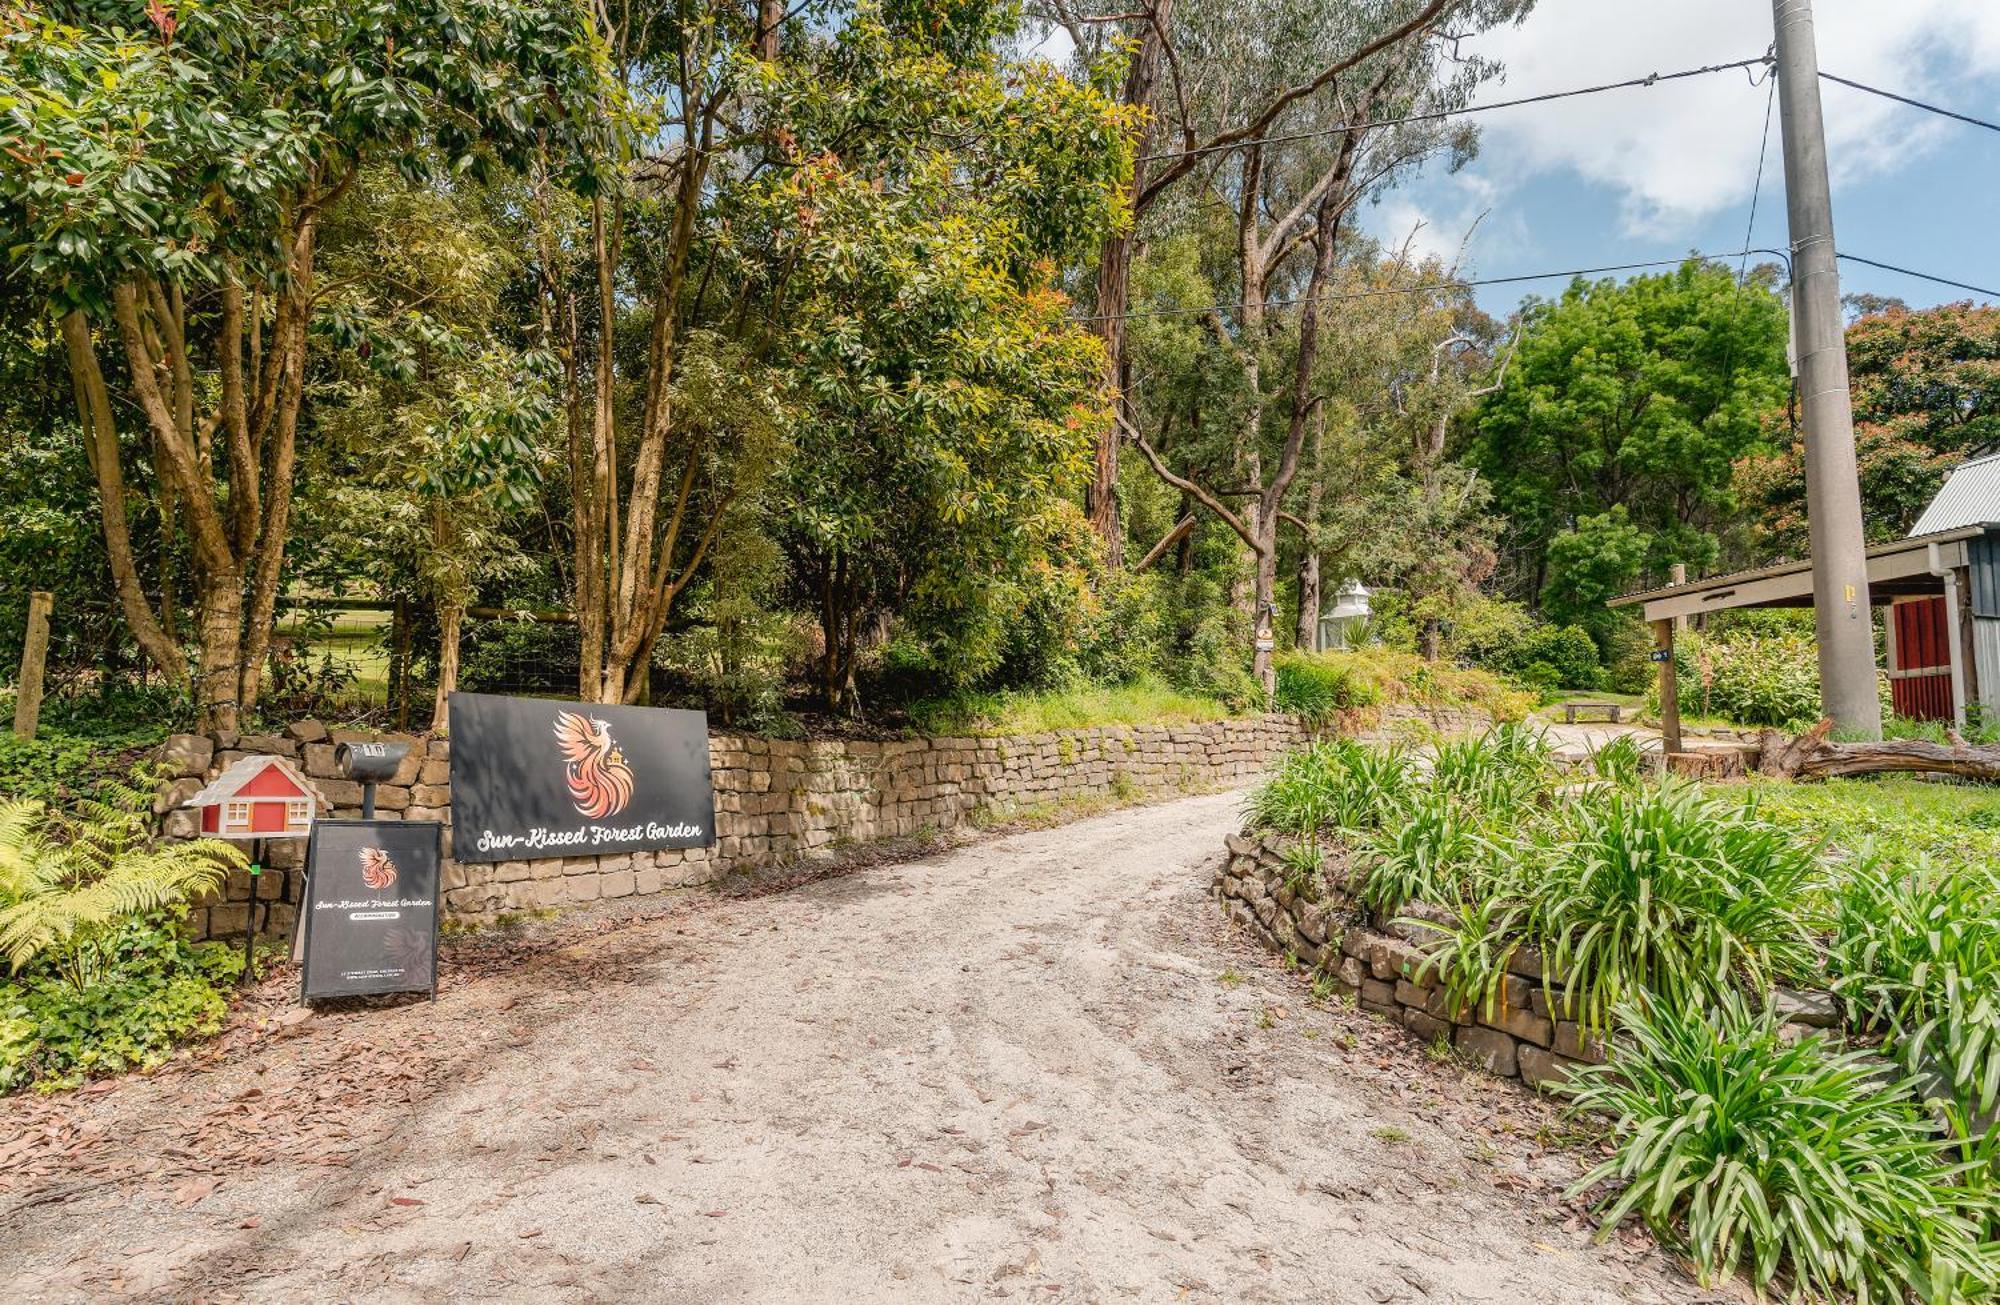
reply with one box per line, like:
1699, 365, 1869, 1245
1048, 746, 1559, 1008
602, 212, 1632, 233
156, 711, 1365, 939
1215, 834, 1839, 1091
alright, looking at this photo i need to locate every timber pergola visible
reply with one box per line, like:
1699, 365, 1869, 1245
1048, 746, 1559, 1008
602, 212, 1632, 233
1608, 525, 1989, 752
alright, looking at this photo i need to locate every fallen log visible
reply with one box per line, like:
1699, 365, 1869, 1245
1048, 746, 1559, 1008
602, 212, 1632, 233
1756, 718, 2000, 782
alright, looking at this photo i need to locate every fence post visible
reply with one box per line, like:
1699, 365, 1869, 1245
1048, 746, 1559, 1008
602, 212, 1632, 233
13, 591, 53, 740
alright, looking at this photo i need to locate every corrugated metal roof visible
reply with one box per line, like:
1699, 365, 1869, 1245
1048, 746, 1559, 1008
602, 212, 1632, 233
1608, 526, 1985, 607
1912, 452, 2000, 535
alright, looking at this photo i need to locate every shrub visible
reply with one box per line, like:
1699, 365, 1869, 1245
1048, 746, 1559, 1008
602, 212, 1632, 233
1564, 994, 2000, 1303
1272, 652, 1379, 727
1650, 628, 1885, 728
1354, 788, 1488, 916
1522, 624, 1601, 690
0, 912, 243, 1093
1446, 595, 1535, 670
0, 788, 244, 988
1829, 852, 2000, 1118
1244, 738, 1415, 838
1435, 784, 1825, 1034
1307, 647, 1534, 722
1584, 734, 1649, 788
1428, 722, 1554, 819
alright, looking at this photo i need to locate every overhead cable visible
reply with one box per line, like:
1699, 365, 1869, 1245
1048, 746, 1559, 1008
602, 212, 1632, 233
1072, 250, 1794, 323
1134, 57, 1772, 165
1819, 71, 2000, 135
1835, 254, 2000, 300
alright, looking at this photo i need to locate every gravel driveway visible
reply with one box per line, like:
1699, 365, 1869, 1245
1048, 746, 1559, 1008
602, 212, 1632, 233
2, 790, 1710, 1304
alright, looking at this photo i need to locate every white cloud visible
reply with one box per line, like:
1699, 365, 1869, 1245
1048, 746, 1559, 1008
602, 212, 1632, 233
1461, 0, 2000, 235
1366, 171, 1527, 271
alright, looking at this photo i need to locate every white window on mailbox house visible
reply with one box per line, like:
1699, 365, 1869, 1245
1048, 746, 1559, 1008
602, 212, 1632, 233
225, 800, 251, 828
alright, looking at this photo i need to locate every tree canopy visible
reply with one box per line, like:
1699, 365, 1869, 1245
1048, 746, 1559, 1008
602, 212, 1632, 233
1470, 260, 1791, 631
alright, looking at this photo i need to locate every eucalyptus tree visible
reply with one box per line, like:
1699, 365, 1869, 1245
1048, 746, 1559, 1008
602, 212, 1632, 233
1039, 0, 1530, 582
1095, 0, 1531, 693
0, 0, 602, 729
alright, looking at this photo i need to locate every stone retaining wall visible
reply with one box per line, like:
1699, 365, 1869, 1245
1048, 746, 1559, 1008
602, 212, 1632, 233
1214, 834, 1837, 1090
155, 712, 1353, 941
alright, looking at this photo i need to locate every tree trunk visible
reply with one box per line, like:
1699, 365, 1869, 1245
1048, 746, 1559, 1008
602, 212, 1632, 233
1293, 408, 1325, 649
59, 311, 188, 687
1085, 0, 1173, 569
1250, 535, 1279, 698
1294, 550, 1320, 651
1755, 718, 2000, 780
1089, 232, 1133, 568
433, 603, 463, 733
195, 572, 245, 734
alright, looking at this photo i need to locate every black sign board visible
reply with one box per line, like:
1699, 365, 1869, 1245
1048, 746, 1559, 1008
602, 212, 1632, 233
301, 820, 442, 1001
1650, 649, 1675, 663
447, 692, 715, 864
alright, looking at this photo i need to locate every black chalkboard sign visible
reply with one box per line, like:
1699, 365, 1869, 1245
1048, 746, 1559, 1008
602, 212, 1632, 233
447, 692, 715, 864
300, 820, 443, 1001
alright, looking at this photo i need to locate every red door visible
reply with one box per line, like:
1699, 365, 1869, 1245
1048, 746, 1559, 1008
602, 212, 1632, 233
250, 801, 287, 833
1890, 597, 1954, 722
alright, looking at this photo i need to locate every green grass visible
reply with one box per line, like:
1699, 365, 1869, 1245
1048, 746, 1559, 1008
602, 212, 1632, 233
277, 609, 392, 701
906, 676, 1237, 737
1740, 776, 2000, 865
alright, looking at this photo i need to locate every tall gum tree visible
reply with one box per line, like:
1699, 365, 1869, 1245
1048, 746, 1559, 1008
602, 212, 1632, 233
0, 1, 601, 729
1041, 0, 1528, 579
1088, 0, 1529, 694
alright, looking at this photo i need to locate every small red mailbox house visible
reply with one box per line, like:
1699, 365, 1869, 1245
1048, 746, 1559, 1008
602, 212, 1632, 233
185, 756, 326, 840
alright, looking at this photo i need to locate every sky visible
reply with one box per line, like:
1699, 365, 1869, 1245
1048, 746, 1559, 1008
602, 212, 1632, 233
1360, 0, 2000, 318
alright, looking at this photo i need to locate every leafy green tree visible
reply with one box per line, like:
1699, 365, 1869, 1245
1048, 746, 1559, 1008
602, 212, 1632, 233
1740, 301, 2000, 550
743, 9, 1130, 711
1, 0, 601, 728
1472, 260, 1790, 620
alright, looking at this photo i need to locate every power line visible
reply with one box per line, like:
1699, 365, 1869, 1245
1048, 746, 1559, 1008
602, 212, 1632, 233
1737, 72, 1778, 285
1135, 57, 1771, 165
1073, 249, 1793, 323
1819, 70, 2000, 135
1076, 247, 1999, 324
1836, 254, 2000, 299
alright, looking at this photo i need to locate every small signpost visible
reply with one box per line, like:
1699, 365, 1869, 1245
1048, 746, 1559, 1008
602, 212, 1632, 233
300, 819, 443, 1002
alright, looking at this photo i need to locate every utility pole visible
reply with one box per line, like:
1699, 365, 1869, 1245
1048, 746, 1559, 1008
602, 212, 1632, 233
1772, 0, 1882, 739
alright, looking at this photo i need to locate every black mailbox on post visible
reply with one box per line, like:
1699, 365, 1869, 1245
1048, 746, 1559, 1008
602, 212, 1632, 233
334, 740, 410, 817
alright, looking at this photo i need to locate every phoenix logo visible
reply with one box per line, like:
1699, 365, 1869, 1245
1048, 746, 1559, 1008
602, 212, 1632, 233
359, 847, 399, 892
554, 710, 635, 819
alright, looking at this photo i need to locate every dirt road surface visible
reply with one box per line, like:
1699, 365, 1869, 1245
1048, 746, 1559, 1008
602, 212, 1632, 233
2, 790, 1711, 1304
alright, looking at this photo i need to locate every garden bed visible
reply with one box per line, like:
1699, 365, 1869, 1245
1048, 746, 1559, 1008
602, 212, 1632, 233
1223, 729, 2000, 1301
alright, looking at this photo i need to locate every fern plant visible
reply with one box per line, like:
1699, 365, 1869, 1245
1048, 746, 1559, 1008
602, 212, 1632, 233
0, 786, 244, 992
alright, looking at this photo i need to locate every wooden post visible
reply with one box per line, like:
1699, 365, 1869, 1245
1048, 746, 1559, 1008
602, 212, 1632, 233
1942, 567, 1968, 730
392, 596, 412, 732
12, 591, 53, 740
1653, 617, 1682, 754
1669, 563, 1688, 633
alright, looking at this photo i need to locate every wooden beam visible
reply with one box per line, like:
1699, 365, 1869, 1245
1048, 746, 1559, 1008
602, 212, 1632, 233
1653, 618, 1682, 754
1132, 516, 1196, 573
12, 591, 52, 740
